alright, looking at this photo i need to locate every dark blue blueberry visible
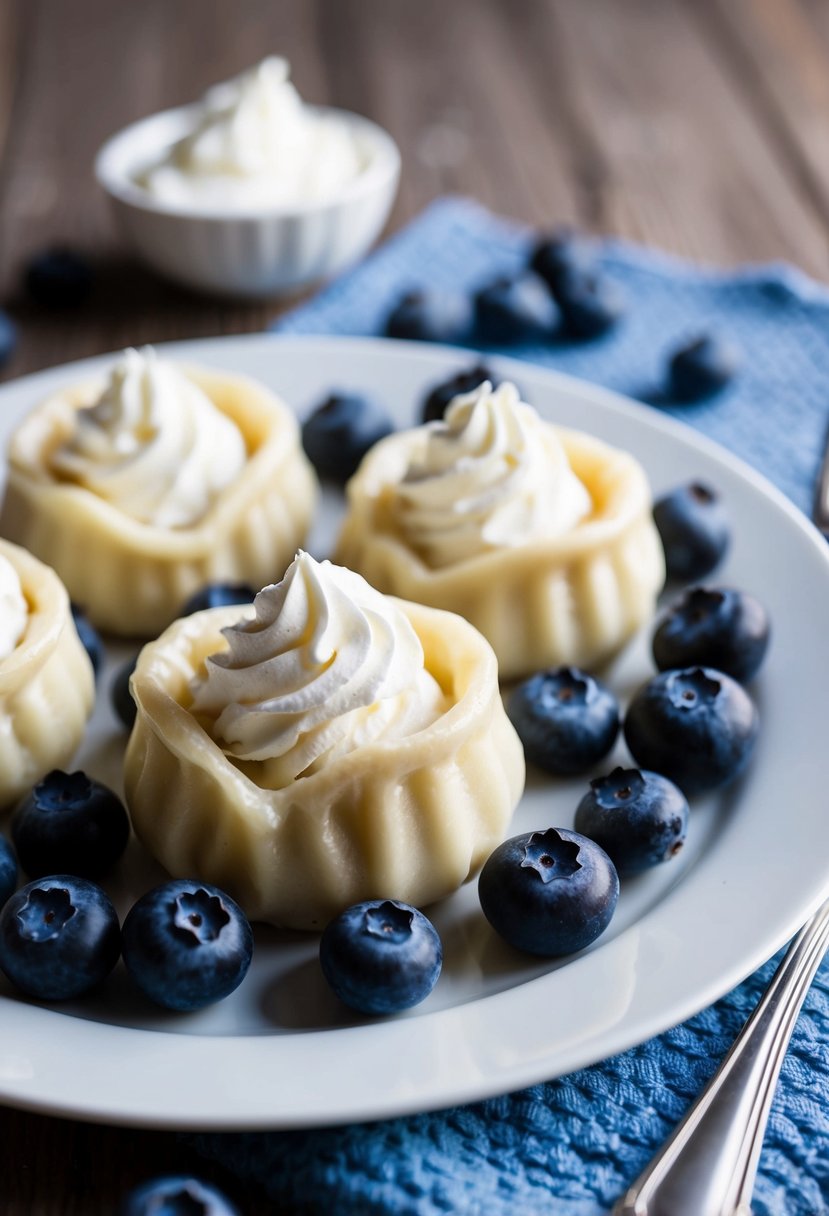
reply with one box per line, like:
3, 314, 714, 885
384, 289, 473, 344
653, 482, 731, 582
653, 586, 770, 684
25, 248, 94, 309
0, 876, 120, 1000
119, 1175, 240, 1216
112, 655, 138, 731
122, 879, 253, 1012
301, 391, 394, 483
181, 583, 255, 616
319, 899, 442, 1015
70, 603, 104, 679
624, 666, 759, 797
421, 363, 497, 423
0, 310, 18, 369
12, 770, 130, 880
507, 666, 620, 775
529, 228, 597, 292
0, 838, 17, 908
553, 268, 625, 339
573, 766, 689, 875
667, 334, 741, 402
478, 827, 619, 956
473, 273, 558, 343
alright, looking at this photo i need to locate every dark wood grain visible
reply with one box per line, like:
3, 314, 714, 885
1, 1, 829, 1212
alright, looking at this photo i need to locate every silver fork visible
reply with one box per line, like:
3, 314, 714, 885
613, 894, 829, 1216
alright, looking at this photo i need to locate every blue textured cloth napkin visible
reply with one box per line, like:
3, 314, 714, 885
194, 199, 829, 1215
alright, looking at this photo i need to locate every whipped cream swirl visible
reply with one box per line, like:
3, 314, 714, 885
190, 552, 446, 787
0, 555, 27, 661
50, 347, 247, 529
141, 57, 363, 210
393, 380, 592, 567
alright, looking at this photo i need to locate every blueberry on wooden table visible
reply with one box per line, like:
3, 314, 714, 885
507, 666, 620, 776
473, 272, 558, 343
119, 1176, 240, 1216
25, 247, 94, 309
0, 310, 17, 369
573, 766, 689, 875
652, 586, 770, 684
667, 333, 741, 402
181, 582, 256, 616
624, 666, 759, 797
384, 288, 473, 344
0, 875, 120, 1001
420, 362, 497, 423
70, 603, 104, 678
122, 879, 253, 1012
301, 391, 394, 483
652, 482, 731, 582
12, 770, 130, 881
529, 227, 597, 292
319, 899, 442, 1015
478, 827, 619, 956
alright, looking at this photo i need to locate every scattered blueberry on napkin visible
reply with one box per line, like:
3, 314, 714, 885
190, 198, 829, 1216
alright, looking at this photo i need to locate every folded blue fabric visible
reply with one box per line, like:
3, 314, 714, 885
193, 198, 829, 1215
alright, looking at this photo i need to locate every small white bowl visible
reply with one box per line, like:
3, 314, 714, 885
95, 104, 400, 299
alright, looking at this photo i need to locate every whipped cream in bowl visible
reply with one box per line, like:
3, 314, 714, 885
140, 58, 364, 212
190, 551, 447, 789
49, 346, 247, 529
95, 57, 400, 296
0, 554, 28, 661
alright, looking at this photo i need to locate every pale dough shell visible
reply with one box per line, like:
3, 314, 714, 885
336, 425, 665, 680
124, 599, 525, 930
0, 366, 319, 637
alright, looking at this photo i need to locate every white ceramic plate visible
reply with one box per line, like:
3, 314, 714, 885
0, 334, 826, 1131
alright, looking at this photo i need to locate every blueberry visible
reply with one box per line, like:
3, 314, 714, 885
25, 248, 94, 309
553, 268, 625, 339
653, 586, 770, 684
122, 879, 253, 1012
0, 876, 120, 1000
624, 666, 759, 797
0, 837, 17, 908
473, 273, 558, 343
112, 656, 138, 730
507, 666, 620, 775
653, 482, 731, 582
301, 392, 394, 483
181, 583, 255, 616
573, 766, 689, 875
667, 334, 741, 402
119, 1175, 240, 1216
70, 603, 103, 678
12, 770, 130, 880
478, 827, 619, 956
319, 899, 442, 1015
529, 228, 597, 291
0, 310, 17, 369
420, 363, 497, 423
384, 289, 473, 344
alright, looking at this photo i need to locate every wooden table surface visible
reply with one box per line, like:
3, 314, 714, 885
0, 0, 828, 1211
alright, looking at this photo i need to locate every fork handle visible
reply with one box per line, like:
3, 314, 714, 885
613, 895, 829, 1216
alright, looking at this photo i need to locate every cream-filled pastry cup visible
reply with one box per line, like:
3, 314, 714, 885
336, 381, 665, 680
124, 552, 525, 930
0, 348, 318, 637
0, 539, 94, 810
